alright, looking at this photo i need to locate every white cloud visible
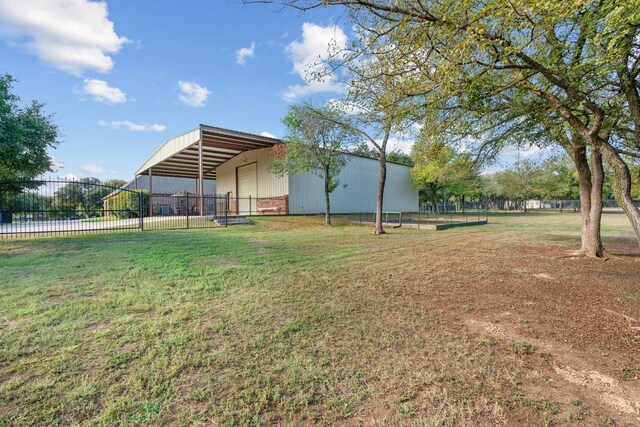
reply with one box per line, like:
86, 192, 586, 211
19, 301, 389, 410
0, 0, 127, 75
260, 131, 277, 139
236, 42, 255, 65
388, 138, 414, 154
81, 79, 127, 104
282, 22, 348, 101
63, 173, 78, 181
98, 120, 166, 132
365, 137, 414, 154
178, 80, 210, 107
503, 145, 544, 158
81, 164, 105, 174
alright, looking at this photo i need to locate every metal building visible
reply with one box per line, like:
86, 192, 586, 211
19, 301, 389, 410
135, 124, 418, 215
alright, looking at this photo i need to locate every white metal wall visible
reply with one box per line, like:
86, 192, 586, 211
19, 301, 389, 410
288, 155, 418, 214
216, 147, 288, 197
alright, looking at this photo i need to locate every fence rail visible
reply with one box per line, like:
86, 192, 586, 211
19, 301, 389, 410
351, 208, 489, 229
0, 180, 234, 238
0, 180, 296, 238
420, 199, 640, 213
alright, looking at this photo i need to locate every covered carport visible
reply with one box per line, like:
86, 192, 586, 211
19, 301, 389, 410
135, 124, 279, 216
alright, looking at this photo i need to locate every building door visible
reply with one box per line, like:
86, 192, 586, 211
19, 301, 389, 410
237, 163, 257, 214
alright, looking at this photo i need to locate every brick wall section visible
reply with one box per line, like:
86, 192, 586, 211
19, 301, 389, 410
255, 195, 288, 215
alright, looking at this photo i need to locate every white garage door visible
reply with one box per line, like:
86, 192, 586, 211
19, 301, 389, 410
237, 163, 257, 214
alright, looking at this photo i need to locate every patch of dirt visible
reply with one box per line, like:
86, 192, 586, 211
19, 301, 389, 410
89, 321, 110, 331
2, 317, 25, 329
47, 293, 75, 301
120, 342, 137, 353
248, 239, 268, 246
465, 317, 640, 422
553, 365, 639, 415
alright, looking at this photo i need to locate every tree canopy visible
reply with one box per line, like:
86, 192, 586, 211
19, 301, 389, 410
271, 102, 359, 225
411, 138, 481, 210
0, 74, 59, 181
249, 0, 640, 255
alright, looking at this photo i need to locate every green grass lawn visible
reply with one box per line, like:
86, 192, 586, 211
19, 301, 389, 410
0, 213, 638, 426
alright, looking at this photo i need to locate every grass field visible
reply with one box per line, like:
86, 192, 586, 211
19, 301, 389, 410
1, 212, 639, 426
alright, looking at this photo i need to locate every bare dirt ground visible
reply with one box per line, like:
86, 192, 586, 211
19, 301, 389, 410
408, 216, 640, 425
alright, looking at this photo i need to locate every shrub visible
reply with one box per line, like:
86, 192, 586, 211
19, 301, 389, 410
105, 190, 148, 218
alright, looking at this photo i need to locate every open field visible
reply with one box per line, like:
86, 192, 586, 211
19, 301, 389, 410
0, 212, 639, 426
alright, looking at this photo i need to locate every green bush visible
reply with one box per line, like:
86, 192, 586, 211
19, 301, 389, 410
105, 190, 148, 218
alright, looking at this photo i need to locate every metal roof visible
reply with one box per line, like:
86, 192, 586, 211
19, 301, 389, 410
135, 124, 280, 179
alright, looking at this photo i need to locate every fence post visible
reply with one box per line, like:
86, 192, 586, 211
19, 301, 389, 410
186, 193, 190, 229
225, 195, 228, 227
249, 195, 252, 216
139, 191, 144, 231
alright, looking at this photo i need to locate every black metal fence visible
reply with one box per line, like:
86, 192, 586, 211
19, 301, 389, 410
0, 180, 143, 238
475, 199, 640, 212
350, 208, 489, 230
0, 180, 230, 238
144, 193, 228, 230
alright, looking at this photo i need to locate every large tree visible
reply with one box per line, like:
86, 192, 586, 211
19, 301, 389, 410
250, 0, 640, 256
55, 178, 116, 219
0, 74, 59, 181
271, 102, 358, 225
318, 77, 413, 234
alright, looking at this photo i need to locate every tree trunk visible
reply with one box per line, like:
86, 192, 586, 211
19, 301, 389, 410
374, 150, 387, 235
598, 141, 640, 245
572, 144, 604, 257
431, 187, 438, 214
323, 164, 332, 226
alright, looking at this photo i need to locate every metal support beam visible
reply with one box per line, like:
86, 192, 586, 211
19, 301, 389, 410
198, 127, 204, 216
148, 168, 153, 217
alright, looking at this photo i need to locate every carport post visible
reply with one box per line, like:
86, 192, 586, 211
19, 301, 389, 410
148, 168, 153, 217
198, 127, 204, 216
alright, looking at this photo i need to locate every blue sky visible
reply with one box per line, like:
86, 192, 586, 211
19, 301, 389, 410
0, 0, 547, 181
0, 0, 360, 181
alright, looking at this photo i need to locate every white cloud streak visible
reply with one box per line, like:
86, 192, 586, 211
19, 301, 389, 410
236, 42, 255, 65
81, 79, 127, 104
282, 22, 348, 101
260, 131, 277, 139
0, 0, 127, 75
81, 164, 105, 174
98, 120, 166, 132
178, 80, 210, 107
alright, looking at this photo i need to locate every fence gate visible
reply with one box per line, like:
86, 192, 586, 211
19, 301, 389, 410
144, 193, 227, 230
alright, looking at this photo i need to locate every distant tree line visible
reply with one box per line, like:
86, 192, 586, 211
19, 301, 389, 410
2, 178, 128, 220
411, 148, 640, 213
